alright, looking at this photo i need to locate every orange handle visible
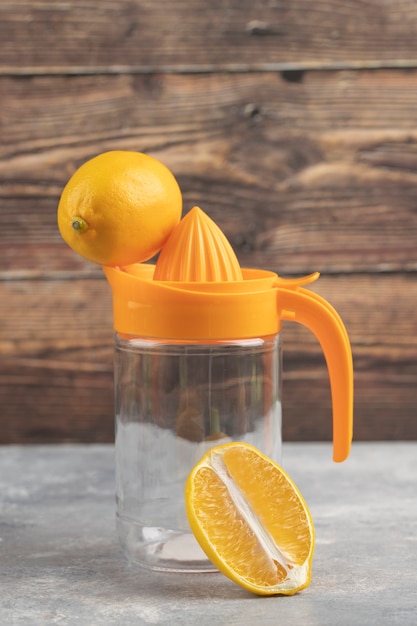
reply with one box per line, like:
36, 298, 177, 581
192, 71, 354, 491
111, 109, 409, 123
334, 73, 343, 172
277, 286, 353, 462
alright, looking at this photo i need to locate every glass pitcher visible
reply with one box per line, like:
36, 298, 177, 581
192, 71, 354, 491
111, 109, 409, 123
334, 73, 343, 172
104, 207, 353, 572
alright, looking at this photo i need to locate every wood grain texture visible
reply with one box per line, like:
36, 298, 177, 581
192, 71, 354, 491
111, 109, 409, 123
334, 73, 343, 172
1, 71, 417, 275
0, 1, 416, 443
2, 0, 417, 71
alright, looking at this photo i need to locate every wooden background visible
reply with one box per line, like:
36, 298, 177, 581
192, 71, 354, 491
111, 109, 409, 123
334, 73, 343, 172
1, 0, 416, 444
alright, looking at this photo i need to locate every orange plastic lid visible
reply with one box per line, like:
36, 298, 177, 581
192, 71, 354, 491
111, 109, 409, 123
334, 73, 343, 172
104, 208, 311, 338
105, 262, 289, 339
103, 207, 353, 461
103, 207, 318, 339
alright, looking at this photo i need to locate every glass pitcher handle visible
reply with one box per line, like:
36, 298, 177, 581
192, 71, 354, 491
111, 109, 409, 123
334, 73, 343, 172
277, 286, 353, 462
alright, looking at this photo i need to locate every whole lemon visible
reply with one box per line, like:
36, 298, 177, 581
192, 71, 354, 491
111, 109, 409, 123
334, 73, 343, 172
57, 151, 182, 266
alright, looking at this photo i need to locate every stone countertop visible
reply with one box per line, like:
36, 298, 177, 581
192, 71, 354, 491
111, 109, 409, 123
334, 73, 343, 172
1, 442, 416, 625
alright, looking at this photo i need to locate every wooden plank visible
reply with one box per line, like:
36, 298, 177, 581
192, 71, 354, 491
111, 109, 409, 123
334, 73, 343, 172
0, 277, 114, 443
1, 273, 416, 443
1, 71, 417, 275
2, 1, 417, 72
283, 273, 417, 440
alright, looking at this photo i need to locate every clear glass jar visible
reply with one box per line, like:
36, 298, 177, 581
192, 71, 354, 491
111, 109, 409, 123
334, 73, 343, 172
114, 333, 282, 572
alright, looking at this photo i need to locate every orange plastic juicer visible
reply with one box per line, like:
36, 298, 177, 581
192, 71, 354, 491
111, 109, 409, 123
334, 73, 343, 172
104, 206, 353, 462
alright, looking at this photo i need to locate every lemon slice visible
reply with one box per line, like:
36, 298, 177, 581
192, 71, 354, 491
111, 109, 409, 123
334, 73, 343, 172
185, 442, 315, 596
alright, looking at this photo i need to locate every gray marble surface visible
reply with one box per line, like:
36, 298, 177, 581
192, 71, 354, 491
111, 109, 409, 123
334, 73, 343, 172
1, 442, 416, 625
